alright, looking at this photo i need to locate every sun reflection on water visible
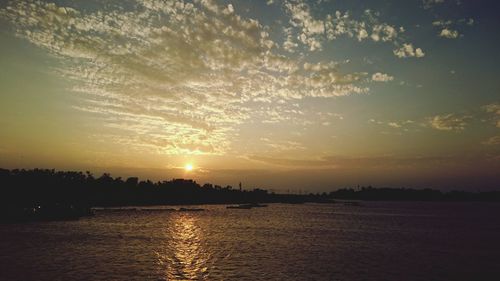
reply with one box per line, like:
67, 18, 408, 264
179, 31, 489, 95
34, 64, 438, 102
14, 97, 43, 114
161, 214, 209, 280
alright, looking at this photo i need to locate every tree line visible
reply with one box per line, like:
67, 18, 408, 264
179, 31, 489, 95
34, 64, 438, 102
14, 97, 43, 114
1, 168, 498, 211
0, 168, 321, 209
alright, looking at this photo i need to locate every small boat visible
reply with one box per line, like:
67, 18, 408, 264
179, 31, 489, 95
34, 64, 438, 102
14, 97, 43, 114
344, 201, 361, 206
1, 204, 93, 223
178, 208, 204, 212
226, 204, 253, 209
140, 208, 177, 212
249, 203, 268, 208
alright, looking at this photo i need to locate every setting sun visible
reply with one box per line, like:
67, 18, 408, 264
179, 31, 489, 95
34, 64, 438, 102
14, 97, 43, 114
184, 164, 193, 172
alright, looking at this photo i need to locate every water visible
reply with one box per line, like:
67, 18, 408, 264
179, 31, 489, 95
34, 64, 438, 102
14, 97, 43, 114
1, 202, 500, 280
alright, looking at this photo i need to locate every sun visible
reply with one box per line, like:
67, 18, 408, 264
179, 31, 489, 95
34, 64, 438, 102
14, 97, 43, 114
184, 163, 193, 172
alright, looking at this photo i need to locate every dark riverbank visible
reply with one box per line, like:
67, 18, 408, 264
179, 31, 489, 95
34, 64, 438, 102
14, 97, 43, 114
1, 168, 499, 222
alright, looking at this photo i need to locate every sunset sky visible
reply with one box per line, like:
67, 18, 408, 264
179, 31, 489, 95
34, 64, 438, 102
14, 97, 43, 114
0, 0, 499, 191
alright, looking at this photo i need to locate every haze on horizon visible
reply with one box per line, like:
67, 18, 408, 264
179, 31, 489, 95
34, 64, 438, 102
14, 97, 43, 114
0, 0, 499, 191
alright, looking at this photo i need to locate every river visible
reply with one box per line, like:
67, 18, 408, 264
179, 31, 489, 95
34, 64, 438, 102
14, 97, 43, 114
1, 202, 499, 280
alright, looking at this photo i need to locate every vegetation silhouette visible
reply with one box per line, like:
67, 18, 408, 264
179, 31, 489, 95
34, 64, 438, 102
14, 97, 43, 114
0, 168, 320, 221
1, 168, 499, 221
330, 186, 500, 202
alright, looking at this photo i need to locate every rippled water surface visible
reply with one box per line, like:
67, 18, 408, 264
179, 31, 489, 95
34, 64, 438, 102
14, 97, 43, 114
1, 202, 500, 280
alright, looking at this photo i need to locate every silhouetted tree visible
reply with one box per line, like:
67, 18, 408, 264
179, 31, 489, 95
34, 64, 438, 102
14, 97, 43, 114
1, 168, 499, 222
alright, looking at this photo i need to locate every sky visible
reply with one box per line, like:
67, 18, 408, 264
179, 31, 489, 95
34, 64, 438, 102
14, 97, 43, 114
0, 0, 499, 191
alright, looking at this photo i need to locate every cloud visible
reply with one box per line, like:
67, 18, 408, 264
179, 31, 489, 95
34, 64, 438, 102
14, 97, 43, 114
249, 153, 495, 169
423, 0, 445, 9
465, 18, 474, 26
284, 0, 325, 51
393, 43, 425, 58
432, 20, 453, 27
370, 23, 398, 42
483, 103, 500, 115
431, 17, 473, 39
259, 138, 306, 152
248, 155, 328, 168
375, 105, 499, 134
0, 0, 374, 155
370, 119, 415, 131
388, 122, 402, 128
439, 28, 459, 39
482, 136, 500, 146
483, 103, 500, 128
283, 0, 418, 58
282, 27, 299, 52
371, 72, 394, 82
428, 114, 469, 131
315, 111, 344, 125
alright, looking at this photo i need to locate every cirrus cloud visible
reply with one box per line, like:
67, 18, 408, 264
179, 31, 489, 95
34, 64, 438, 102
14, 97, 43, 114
428, 114, 469, 131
